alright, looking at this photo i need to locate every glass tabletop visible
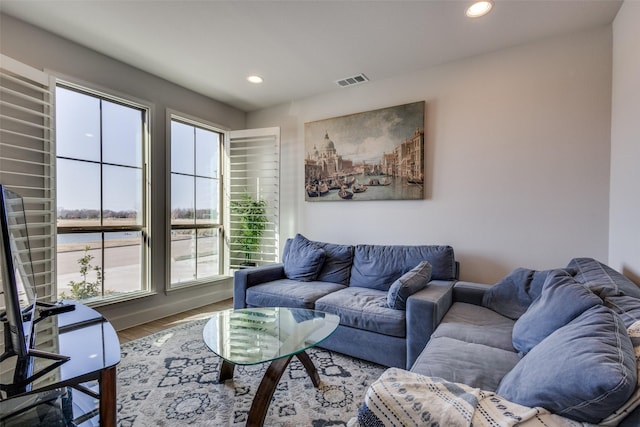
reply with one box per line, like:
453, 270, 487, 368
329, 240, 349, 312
202, 307, 340, 366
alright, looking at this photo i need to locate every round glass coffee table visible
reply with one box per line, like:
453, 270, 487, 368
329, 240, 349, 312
202, 307, 340, 427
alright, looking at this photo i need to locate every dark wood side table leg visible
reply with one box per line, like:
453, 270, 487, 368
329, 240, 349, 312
218, 360, 236, 383
296, 350, 320, 387
246, 355, 293, 427
100, 366, 117, 427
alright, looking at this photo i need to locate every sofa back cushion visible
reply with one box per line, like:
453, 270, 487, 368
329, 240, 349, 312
568, 257, 640, 299
350, 245, 456, 291
497, 305, 637, 424
282, 234, 354, 285
482, 267, 577, 320
511, 270, 602, 355
606, 295, 640, 328
313, 240, 355, 285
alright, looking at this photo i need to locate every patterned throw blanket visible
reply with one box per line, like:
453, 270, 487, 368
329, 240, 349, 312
351, 320, 640, 427
353, 368, 586, 427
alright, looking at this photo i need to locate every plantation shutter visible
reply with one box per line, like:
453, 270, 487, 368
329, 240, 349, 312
0, 55, 56, 304
225, 127, 280, 271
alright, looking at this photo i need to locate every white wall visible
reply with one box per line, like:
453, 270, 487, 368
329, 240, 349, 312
609, 1, 640, 285
0, 14, 246, 329
248, 26, 613, 283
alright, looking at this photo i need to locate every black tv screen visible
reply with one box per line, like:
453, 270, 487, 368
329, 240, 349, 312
0, 184, 38, 359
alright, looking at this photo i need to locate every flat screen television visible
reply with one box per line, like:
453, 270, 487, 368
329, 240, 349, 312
0, 185, 68, 395
0, 185, 38, 359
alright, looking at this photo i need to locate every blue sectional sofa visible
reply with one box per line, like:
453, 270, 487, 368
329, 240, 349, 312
233, 234, 459, 369
355, 257, 640, 426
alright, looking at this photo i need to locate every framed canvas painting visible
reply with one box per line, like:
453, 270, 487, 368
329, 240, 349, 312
304, 101, 424, 202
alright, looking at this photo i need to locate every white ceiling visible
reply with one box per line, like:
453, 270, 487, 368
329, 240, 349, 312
0, 0, 622, 112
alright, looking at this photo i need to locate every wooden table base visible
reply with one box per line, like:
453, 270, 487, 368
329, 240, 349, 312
218, 350, 321, 427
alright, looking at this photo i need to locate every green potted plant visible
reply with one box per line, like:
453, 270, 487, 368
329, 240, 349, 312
231, 192, 268, 267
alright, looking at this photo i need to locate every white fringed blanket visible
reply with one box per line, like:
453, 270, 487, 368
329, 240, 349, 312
352, 368, 588, 427
350, 320, 640, 427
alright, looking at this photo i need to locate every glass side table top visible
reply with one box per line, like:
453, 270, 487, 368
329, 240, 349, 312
202, 307, 340, 366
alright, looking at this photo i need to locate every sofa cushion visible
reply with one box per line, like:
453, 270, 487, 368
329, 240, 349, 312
482, 267, 577, 320
600, 320, 640, 427
313, 240, 354, 285
282, 234, 354, 285
568, 257, 640, 299
350, 245, 455, 291
282, 233, 326, 281
386, 261, 432, 310
315, 287, 406, 337
411, 336, 520, 391
245, 279, 346, 309
512, 270, 602, 355
432, 302, 515, 352
606, 295, 640, 328
497, 305, 637, 424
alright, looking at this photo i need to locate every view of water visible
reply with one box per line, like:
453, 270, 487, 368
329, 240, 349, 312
57, 231, 139, 245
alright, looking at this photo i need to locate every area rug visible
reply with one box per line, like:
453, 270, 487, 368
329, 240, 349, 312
117, 318, 386, 426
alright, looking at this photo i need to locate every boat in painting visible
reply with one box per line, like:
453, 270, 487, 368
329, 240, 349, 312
306, 184, 319, 197
338, 188, 353, 199
367, 177, 391, 186
318, 182, 329, 195
407, 175, 423, 185
352, 183, 367, 193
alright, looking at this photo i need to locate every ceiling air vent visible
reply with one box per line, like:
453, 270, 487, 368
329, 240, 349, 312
335, 73, 369, 88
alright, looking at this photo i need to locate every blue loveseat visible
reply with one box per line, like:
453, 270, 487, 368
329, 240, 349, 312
233, 234, 459, 369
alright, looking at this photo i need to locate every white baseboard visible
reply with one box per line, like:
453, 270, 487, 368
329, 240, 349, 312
100, 281, 233, 331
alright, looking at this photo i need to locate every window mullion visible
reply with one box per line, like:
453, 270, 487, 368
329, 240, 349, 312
193, 127, 198, 279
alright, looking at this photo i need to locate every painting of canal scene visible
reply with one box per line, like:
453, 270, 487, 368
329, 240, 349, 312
304, 101, 425, 201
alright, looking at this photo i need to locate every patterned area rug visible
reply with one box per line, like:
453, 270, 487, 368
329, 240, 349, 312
117, 319, 386, 426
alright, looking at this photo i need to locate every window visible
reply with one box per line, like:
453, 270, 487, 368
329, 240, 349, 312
169, 114, 222, 288
55, 84, 149, 302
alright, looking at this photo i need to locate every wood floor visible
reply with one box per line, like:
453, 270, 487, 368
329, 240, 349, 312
117, 298, 233, 344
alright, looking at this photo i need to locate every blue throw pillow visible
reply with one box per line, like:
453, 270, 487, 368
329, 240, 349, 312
282, 234, 326, 281
386, 261, 432, 310
482, 267, 577, 320
512, 270, 602, 355
497, 305, 637, 423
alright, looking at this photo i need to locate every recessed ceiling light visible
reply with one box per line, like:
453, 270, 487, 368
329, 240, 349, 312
466, 0, 494, 18
247, 75, 263, 84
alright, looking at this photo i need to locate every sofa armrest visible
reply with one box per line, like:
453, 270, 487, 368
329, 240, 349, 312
405, 280, 454, 369
233, 263, 286, 309
453, 281, 492, 306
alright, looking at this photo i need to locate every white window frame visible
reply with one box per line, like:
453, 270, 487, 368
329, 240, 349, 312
166, 110, 227, 292
54, 78, 152, 305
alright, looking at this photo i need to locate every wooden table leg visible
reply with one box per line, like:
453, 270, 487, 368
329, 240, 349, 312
218, 360, 235, 383
296, 351, 320, 387
246, 355, 293, 427
100, 366, 117, 427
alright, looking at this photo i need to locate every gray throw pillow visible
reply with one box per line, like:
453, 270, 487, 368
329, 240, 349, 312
282, 234, 326, 281
386, 261, 432, 310
497, 305, 637, 424
512, 270, 602, 355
